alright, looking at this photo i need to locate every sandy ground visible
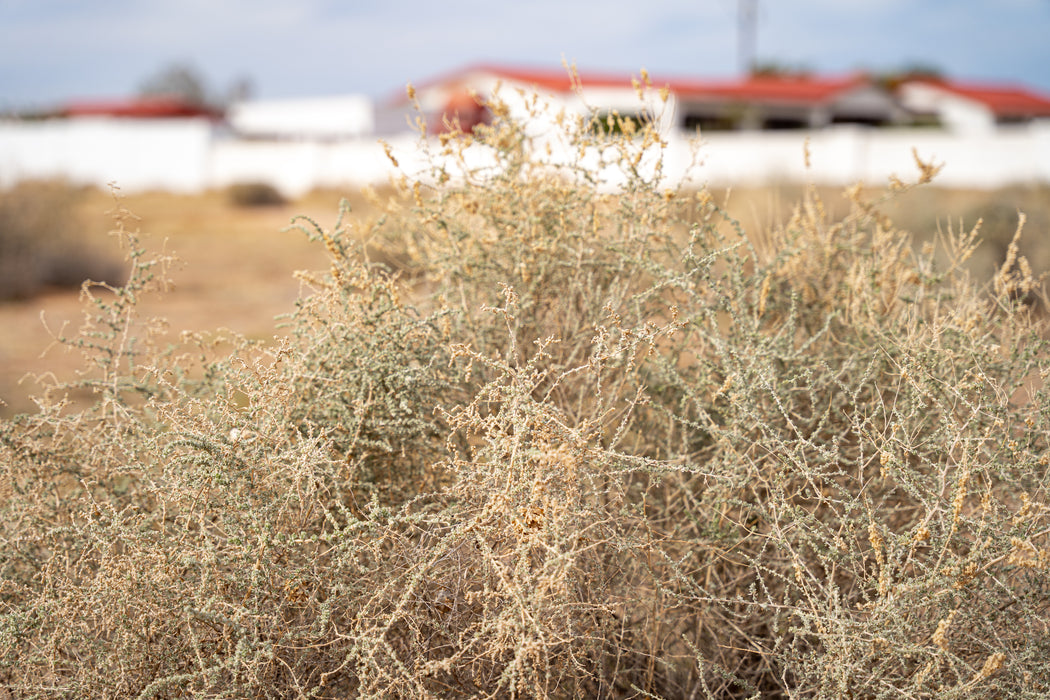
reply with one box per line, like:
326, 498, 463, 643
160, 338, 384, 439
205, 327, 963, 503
0, 189, 340, 416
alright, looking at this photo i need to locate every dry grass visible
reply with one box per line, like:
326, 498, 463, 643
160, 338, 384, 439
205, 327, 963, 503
1, 87, 1049, 698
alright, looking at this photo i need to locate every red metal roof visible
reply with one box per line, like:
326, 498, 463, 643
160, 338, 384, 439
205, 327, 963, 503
403, 63, 614, 94
669, 75, 868, 103
404, 64, 872, 106
62, 97, 221, 119
471, 64, 641, 92
904, 79, 1050, 118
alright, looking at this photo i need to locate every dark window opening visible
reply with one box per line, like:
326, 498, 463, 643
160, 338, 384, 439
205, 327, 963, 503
681, 114, 738, 132
762, 117, 808, 130
830, 115, 887, 127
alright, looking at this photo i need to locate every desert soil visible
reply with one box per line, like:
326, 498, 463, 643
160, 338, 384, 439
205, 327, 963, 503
0, 189, 342, 417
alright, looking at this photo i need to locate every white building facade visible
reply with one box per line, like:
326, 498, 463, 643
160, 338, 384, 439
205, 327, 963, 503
2, 67, 1050, 196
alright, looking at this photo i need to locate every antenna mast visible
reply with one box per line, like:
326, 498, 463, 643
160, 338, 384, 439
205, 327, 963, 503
738, 0, 758, 76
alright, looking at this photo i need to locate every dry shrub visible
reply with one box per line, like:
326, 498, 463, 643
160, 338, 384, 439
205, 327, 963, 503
0, 180, 124, 300
225, 181, 288, 207
1, 82, 1049, 698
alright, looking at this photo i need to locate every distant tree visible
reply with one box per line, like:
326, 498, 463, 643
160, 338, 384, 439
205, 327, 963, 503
878, 63, 946, 90
894, 62, 944, 79
749, 61, 812, 78
137, 63, 210, 105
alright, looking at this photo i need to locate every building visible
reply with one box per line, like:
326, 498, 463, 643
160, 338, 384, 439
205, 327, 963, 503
0, 96, 219, 192
2, 66, 1049, 194
400, 63, 905, 137
671, 74, 905, 131
897, 78, 1050, 133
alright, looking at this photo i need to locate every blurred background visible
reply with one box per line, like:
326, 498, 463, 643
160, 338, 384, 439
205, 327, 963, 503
1, 0, 1049, 416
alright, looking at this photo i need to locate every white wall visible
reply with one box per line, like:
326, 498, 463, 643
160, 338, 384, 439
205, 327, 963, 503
208, 134, 424, 196
2, 117, 1048, 196
0, 117, 214, 192
666, 123, 1050, 189
227, 96, 374, 139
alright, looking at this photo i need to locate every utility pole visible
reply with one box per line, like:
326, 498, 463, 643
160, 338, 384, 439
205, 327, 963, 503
738, 0, 757, 76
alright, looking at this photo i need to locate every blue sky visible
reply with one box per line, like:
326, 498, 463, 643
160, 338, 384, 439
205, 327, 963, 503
1, 0, 1048, 109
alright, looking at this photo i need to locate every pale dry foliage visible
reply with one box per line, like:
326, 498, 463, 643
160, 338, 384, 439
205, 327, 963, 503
1, 82, 1049, 699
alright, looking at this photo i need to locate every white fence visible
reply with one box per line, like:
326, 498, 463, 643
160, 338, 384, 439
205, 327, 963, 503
2, 117, 1049, 196
0, 117, 215, 193
681, 124, 1050, 189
